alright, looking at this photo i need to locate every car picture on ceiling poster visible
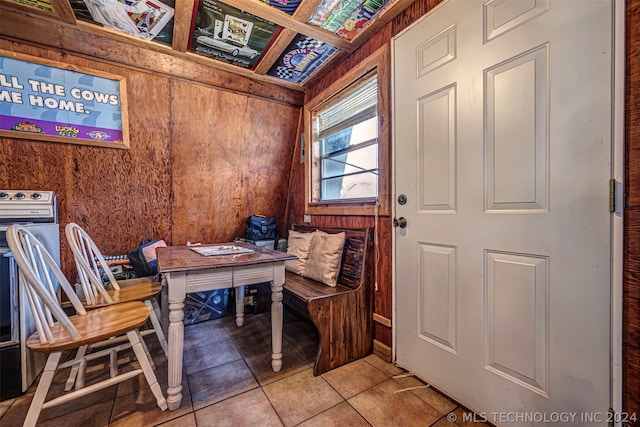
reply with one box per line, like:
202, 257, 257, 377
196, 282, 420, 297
69, 0, 175, 45
267, 34, 338, 84
190, 0, 280, 70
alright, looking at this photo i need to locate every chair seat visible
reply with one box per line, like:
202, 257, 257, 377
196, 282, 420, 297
84, 281, 162, 309
26, 301, 149, 352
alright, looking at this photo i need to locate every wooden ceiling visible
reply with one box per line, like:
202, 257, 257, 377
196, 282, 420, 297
0, 0, 414, 90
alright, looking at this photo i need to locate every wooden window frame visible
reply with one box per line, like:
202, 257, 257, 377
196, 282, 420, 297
303, 45, 390, 216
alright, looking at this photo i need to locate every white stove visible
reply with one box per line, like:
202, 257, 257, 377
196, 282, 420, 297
0, 190, 57, 225
0, 189, 59, 401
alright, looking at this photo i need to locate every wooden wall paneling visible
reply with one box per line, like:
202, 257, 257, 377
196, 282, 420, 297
241, 97, 301, 236
171, 80, 300, 245
284, 116, 307, 233
171, 81, 248, 245
624, 278, 640, 418
625, 207, 640, 419
628, 0, 640, 207
304, 23, 391, 101
391, 0, 445, 35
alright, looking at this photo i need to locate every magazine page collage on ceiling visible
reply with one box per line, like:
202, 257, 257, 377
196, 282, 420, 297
67, 0, 393, 85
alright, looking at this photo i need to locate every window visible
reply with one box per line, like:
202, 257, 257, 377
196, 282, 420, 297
315, 76, 378, 201
304, 46, 390, 216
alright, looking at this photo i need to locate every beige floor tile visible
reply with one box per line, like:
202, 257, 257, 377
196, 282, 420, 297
391, 375, 458, 415
285, 335, 319, 365
243, 341, 311, 386
0, 398, 14, 419
29, 379, 117, 424
322, 359, 389, 399
187, 358, 259, 410
110, 376, 193, 427
156, 412, 198, 427
411, 387, 458, 415
183, 337, 242, 375
348, 378, 442, 427
1, 382, 116, 427
363, 354, 408, 377
221, 311, 270, 340
0, 307, 475, 427
183, 318, 230, 350
229, 323, 275, 358
262, 368, 344, 427
115, 353, 172, 398
37, 400, 114, 427
430, 416, 458, 427
194, 388, 283, 427
297, 401, 372, 427
0, 393, 32, 427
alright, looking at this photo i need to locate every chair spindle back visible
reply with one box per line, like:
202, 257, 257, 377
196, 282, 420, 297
65, 223, 121, 306
7, 224, 86, 345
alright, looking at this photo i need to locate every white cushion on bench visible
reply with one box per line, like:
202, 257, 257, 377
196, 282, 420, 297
304, 230, 345, 287
285, 230, 315, 275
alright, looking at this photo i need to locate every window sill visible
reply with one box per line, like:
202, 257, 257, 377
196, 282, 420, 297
306, 199, 389, 216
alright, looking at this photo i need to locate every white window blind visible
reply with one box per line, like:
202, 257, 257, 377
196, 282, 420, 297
316, 77, 378, 140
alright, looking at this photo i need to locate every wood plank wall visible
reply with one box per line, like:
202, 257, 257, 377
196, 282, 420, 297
625, 0, 640, 420
0, 27, 302, 282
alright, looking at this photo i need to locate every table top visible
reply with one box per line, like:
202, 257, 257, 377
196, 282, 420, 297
156, 241, 297, 273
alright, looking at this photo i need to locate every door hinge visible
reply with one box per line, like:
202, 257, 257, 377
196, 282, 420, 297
609, 179, 616, 213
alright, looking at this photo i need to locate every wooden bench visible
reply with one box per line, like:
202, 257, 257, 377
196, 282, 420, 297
282, 225, 374, 376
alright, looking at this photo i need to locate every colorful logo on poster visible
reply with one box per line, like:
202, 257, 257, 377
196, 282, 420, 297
268, 35, 338, 84
55, 125, 79, 138
11, 121, 44, 133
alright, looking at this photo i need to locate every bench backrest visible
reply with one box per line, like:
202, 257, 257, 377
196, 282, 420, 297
291, 225, 372, 290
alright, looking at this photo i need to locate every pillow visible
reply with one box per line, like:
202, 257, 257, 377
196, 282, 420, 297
304, 231, 346, 287
285, 230, 315, 275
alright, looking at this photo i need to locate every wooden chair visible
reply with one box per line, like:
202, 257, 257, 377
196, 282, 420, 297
64, 223, 168, 354
6, 224, 167, 427
64, 223, 168, 391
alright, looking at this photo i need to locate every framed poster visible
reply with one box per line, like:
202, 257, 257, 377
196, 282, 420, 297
69, 0, 176, 46
307, 0, 390, 39
0, 0, 76, 22
267, 34, 338, 84
0, 50, 129, 149
190, 0, 281, 70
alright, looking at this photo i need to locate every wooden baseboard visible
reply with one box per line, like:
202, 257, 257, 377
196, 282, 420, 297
373, 313, 391, 327
373, 339, 392, 362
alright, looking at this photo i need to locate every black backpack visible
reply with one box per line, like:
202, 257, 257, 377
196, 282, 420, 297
244, 215, 279, 249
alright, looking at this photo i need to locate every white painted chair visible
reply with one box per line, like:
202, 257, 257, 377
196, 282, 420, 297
7, 224, 167, 427
64, 223, 168, 352
63, 223, 168, 391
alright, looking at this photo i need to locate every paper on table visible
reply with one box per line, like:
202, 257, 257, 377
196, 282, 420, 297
190, 245, 255, 256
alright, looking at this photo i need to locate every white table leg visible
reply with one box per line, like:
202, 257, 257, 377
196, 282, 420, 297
166, 272, 185, 411
271, 262, 285, 372
235, 285, 245, 327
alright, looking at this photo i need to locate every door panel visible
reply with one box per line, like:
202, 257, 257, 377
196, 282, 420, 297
394, 0, 612, 423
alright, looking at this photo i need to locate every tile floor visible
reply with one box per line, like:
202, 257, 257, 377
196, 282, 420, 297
0, 307, 490, 426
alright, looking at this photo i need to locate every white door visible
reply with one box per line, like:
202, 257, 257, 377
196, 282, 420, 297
393, 0, 612, 424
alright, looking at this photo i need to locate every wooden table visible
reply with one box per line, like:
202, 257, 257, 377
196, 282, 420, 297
156, 242, 296, 411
